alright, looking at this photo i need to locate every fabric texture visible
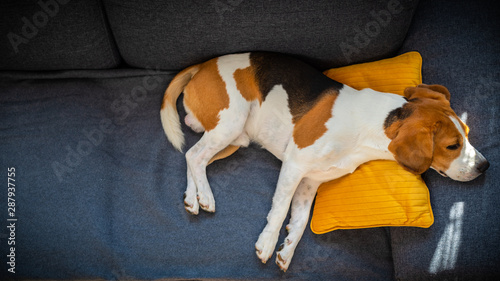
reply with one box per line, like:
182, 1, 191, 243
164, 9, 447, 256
0, 70, 394, 280
311, 161, 433, 234
323, 51, 422, 96
103, 0, 419, 70
0, 0, 120, 70
390, 0, 500, 279
311, 52, 433, 234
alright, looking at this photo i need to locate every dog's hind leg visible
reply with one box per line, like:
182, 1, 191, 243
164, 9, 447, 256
184, 111, 249, 214
185, 134, 222, 213
184, 164, 200, 215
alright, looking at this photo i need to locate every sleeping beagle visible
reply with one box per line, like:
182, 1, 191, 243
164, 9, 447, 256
160, 52, 489, 271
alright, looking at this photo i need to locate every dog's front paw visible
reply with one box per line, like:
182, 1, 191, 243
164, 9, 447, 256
255, 230, 279, 264
276, 239, 294, 272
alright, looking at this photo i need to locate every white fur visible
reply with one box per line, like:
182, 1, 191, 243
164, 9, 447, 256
296, 86, 405, 175
245, 84, 294, 160
254, 86, 407, 270
445, 116, 487, 181
183, 53, 253, 214
275, 177, 320, 270
160, 103, 184, 152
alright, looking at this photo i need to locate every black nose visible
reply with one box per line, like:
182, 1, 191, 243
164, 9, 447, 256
476, 160, 490, 173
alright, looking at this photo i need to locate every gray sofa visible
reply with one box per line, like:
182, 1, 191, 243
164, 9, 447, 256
1, 0, 498, 280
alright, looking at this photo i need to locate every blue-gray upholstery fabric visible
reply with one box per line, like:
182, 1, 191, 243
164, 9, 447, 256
103, 0, 419, 70
392, 0, 500, 280
0, 0, 120, 70
0, 70, 394, 280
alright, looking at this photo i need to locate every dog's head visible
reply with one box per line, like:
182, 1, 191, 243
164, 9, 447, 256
385, 84, 489, 181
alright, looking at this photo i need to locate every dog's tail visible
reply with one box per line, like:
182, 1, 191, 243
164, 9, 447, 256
160, 64, 200, 152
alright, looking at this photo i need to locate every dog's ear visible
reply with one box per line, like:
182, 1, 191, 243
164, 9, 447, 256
418, 84, 451, 101
388, 122, 439, 174
404, 84, 451, 101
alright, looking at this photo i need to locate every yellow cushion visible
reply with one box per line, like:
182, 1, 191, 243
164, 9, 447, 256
311, 51, 434, 234
323, 51, 422, 96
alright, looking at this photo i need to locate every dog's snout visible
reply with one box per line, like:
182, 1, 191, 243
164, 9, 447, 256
476, 160, 490, 173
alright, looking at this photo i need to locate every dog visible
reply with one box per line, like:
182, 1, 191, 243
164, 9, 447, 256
160, 52, 489, 271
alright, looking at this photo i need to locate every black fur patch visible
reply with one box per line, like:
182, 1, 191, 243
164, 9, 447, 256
383, 103, 414, 129
250, 52, 343, 118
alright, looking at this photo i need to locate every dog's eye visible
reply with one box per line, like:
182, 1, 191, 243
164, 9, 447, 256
446, 143, 460, 150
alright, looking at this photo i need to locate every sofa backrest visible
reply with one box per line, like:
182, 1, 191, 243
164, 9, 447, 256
103, 0, 419, 70
0, 0, 121, 71
1, 0, 420, 71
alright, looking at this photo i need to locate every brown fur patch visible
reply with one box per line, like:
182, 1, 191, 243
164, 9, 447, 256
385, 97, 463, 174
429, 118, 463, 173
183, 58, 229, 131
293, 92, 337, 149
234, 65, 262, 103
208, 145, 240, 165
161, 65, 200, 110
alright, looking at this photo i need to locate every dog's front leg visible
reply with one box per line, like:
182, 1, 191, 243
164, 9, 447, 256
255, 162, 305, 264
276, 177, 320, 271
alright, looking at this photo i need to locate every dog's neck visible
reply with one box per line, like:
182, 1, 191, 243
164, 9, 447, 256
332, 85, 408, 165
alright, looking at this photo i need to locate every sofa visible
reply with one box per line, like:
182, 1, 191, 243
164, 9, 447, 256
1, 0, 499, 280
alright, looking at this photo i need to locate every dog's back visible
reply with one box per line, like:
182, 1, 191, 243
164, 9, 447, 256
161, 52, 345, 160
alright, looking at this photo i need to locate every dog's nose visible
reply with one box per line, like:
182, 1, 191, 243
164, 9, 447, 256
476, 160, 490, 173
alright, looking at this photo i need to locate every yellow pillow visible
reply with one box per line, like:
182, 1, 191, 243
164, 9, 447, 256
311, 51, 434, 234
323, 51, 422, 96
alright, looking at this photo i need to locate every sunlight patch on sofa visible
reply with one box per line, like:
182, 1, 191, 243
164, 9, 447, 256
429, 202, 464, 274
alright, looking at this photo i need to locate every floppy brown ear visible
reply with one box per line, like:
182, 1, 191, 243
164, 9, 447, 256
404, 84, 451, 101
388, 123, 436, 174
417, 84, 451, 100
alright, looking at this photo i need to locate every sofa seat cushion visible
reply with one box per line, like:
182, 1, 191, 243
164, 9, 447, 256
0, 70, 394, 280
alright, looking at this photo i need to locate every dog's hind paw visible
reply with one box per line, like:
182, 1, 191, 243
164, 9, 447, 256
197, 190, 215, 213
184, 193, 199, 215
